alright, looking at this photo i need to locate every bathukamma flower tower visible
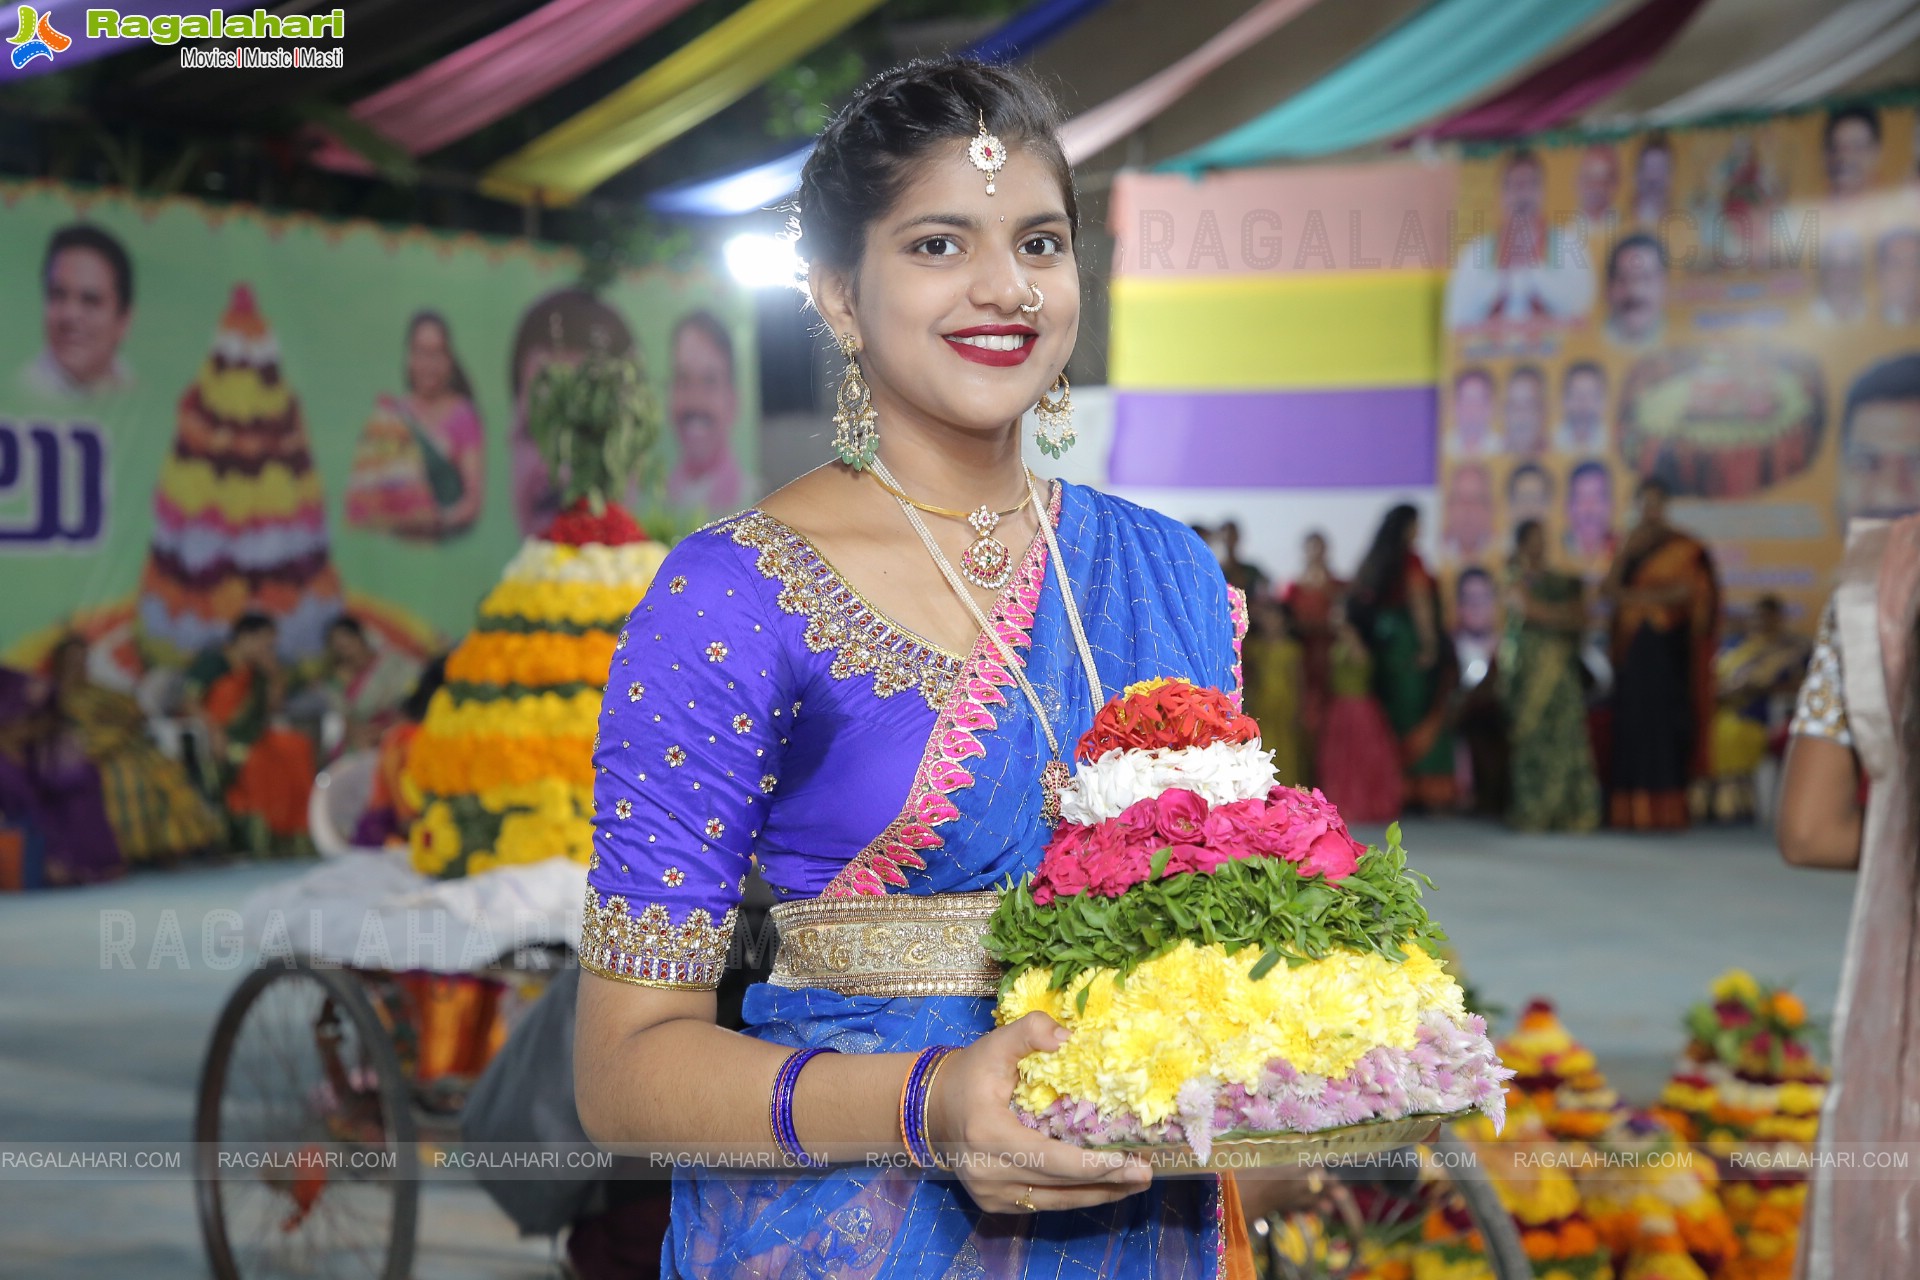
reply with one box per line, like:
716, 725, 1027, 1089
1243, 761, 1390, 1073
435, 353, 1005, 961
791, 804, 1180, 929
987, 678, 1511, 1163
138, 284, 343, 664
404, 505, 666, 879
404, 337, 666, 880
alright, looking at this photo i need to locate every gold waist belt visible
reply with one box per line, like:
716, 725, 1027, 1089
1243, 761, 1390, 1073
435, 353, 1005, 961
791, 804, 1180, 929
768, 891, 1004, 998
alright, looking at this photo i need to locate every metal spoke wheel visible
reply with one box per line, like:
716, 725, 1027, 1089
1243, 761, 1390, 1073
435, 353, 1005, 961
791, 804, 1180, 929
194, 963, 420, 1280
1259, 1127, 1532, 1279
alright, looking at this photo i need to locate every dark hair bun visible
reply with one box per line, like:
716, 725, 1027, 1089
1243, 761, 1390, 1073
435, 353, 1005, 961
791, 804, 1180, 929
795, 56, 1076, 276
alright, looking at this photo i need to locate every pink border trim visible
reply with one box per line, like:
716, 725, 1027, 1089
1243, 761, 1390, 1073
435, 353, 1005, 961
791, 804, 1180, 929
1227, 585, 1249, 711
821, 484, 1063, 898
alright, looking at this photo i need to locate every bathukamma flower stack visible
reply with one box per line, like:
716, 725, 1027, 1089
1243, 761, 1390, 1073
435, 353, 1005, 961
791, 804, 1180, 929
986, 678, 1511, 1161
406, 500, 667, 879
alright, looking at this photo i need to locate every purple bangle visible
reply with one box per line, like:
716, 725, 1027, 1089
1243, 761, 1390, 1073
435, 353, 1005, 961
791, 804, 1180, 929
770, 1047, 835, 1168
901, 1045, 958, 1169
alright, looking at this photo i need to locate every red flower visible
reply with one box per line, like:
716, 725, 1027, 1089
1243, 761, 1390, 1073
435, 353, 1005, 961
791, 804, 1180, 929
543, 499, 649, 547
1075, 680, 1261, 761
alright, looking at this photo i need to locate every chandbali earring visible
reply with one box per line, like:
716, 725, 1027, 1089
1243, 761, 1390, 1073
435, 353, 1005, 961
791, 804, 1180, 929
832, 331, 879, 471
1034, 373, 1075, 458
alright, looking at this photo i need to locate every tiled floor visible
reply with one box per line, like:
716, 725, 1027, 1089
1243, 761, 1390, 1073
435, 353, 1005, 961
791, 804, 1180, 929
0, 820, 1856, 1276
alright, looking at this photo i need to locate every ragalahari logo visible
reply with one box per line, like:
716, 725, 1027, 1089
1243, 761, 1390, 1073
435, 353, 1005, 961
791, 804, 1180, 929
9, 5, 72, 67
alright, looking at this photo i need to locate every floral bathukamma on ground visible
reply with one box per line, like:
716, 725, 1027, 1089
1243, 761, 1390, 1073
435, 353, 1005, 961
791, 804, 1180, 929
986, 678, 1511, 1163
405, 501, 667, 880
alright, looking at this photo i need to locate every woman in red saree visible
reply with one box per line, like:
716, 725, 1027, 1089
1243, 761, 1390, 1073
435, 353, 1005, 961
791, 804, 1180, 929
1778, 513, 1920, 1277
1280, 529, 1345, 775
183, 612, 316, 849
1602, 477, 1720, 829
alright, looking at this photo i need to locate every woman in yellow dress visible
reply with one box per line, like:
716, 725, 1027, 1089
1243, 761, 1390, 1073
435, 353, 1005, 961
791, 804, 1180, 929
49, 635, 223, 863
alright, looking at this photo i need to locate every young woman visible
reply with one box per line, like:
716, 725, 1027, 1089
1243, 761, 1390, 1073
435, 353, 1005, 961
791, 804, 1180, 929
1500, 520, 1600, 832
1777, 514, 1920, 1278
48, 634, 221, 864
1602, 477, 1719, 829
344, 310, 486, 540
1349, 505, 1456, 810
1280, 529, 1343, 769
574, 60, 1250, 1277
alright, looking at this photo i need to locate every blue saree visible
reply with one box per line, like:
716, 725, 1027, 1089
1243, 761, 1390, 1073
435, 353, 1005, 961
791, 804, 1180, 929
585, 481, 1246, 1277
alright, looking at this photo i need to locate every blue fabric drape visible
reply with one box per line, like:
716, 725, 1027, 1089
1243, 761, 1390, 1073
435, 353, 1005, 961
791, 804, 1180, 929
647, 0, 1111, 217
1158, 0, 1619, 172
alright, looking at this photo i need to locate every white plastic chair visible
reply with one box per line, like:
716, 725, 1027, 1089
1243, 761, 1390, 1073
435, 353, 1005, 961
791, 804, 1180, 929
309, 749, 382, 858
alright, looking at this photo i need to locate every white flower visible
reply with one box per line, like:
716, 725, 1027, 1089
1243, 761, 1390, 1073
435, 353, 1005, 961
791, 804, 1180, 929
1057, 740, 1278, 825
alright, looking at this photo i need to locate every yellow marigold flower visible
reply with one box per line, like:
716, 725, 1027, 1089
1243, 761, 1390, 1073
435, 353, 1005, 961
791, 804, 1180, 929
1776, 1082, 1825, 1116
409, 802, 464, 876
1711, 970, 1760, 1004
998, 941, 1467, 1123
1122, 676, 1177, 699
1768, 990, 1806, 1028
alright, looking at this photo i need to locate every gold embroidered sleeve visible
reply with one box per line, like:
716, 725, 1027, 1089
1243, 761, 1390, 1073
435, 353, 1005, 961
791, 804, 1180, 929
580, 889, 738, 989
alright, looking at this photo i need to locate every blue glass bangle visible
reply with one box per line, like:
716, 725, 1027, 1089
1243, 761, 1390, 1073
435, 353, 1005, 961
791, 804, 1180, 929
770, 1047, 835, 1168
900, 1045, 958, 1169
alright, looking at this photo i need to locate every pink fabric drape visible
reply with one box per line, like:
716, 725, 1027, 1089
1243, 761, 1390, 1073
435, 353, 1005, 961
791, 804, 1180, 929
1059, 0, 1326, 165
310, 0, 704, 172
1414, 0, 1712, 142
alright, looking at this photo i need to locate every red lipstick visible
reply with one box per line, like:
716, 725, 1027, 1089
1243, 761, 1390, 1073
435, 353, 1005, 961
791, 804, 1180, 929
944, 323, 1038, 367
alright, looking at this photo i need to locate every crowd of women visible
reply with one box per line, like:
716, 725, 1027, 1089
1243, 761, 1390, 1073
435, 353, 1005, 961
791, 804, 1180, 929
0, 612, 428, 886
1217, 474, 1807, 835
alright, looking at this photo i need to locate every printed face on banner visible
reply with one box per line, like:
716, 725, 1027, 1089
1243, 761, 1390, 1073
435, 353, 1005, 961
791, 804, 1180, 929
26, 226, 136, 398
0, 186, 756, 677
1440, 102, 1920, 630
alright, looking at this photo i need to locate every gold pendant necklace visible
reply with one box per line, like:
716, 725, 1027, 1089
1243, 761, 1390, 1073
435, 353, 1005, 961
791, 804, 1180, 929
871, 459, 1103, 825
867, 471, 1032, 591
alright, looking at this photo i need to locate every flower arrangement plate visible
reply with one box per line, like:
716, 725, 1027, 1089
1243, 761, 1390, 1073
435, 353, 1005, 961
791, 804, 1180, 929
1090, 1112, 1469, 1171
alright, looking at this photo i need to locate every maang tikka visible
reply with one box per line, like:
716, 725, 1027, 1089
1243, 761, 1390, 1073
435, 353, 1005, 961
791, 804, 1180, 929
832, 332, 879, 471
969, 111, 1005, 196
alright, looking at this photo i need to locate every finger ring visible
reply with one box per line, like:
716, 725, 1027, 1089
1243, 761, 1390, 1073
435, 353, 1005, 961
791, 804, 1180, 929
1014, 1186, 1037, 1213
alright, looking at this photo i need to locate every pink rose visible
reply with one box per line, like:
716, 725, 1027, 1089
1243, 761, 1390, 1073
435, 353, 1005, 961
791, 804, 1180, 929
1154, 788, 1209, 845
1298, 829, 1361, 881
1116, 796, 1161, 840
1261, 786, 1365, 879
1036, 850, 1091, 901
1083, 824, 1152, 897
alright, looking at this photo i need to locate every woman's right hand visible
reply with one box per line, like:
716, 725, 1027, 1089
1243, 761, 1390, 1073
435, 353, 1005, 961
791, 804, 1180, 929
926, 1012, 1153, 1215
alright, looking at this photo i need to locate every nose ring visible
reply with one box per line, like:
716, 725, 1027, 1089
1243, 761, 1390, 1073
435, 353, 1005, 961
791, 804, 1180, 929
1019, 284, 1044, 315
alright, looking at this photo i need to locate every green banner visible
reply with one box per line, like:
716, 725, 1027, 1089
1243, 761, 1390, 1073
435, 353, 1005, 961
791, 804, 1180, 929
0, 181, 756, 677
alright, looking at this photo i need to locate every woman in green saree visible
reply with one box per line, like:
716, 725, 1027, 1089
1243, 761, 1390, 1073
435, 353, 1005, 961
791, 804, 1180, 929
1350, 504, 1456, 810
1500, 520, 1601, 831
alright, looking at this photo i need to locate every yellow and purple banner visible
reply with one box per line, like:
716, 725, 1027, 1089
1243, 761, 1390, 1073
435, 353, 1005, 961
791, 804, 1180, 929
1440, 101, 1920, 623
1108, 164, 1455, 488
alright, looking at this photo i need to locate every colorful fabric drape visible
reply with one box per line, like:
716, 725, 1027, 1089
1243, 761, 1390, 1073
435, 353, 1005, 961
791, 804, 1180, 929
645, 0, 1112, 217
309, 0, 705, 172
1649, 0, 1920, 121
481, 0, 888, 205
1416, 0, 1713, 142
1158, 0, 1617, 171
1058, 0, 1325, 164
